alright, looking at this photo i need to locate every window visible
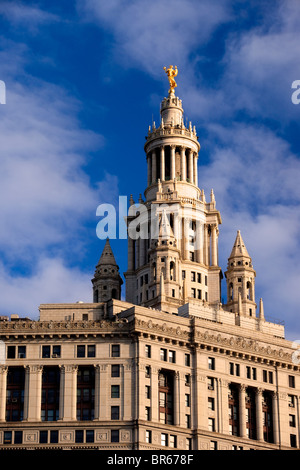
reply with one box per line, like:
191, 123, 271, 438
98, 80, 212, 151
145, 366, 151, 378
290, 434, 297, 448
39, 430, 48, 444
75, 430, 84, 443
111, 385, 120, 398
42, 345, 51, 358
50, 430, 58, 444
161, 433, 168, 446
185, 394, 190, 407
112, 345, 120, 357
185, 374, 191, 386
247, 366, 257, 380
185, 414, 191, 429
111, 430, 119, 443
17, 346, 26, 359
145, 430, 152, 444
289, 414, 296, 427
197, 273, 201, 283
191, 272, 196, 282
7, 346, 16, 359
185, 353, 190, 366
145, 385, 151, 399
77, 345, 85, 358
145, 406, 151, 421
145, 345, 151, 358
86, 430, 94, 443
208, 357, 215, 370
208, 417, 215, 432
111, 365, 120, 377
229, 362, 240, 376
197, 289, 202, 299
169, 435, 177, 448
169, 350, 176, 363
182, 270, 186, 280
208, 377, 214, 390
186, 438, 192, 450
288, 395, 296, 408
191, 288, 196, 298
210, 441, 217, 450
4, 431, 12, 444
205, 276, 208, 286
160, 348, 167, 361
87, 345, 95, 358
208, 397, 215, 411
111, 406, 120, 420
14, 431, 22, 444
289, 375, 295, 388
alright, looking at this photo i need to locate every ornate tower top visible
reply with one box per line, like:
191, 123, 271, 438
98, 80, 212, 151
92, 238, 123, 303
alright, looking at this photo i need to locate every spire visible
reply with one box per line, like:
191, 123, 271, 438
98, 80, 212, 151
97, 238, 118, 267
229, 230, 250, 259
259, 298, 265, 320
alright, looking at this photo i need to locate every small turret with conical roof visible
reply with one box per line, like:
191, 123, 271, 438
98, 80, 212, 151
92, 238, 123, 303
225, 230, 256, 317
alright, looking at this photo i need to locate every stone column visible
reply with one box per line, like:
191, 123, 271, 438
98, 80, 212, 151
211, 224, 218, 267
123, 362, 133, 421
188, 150, 194, 183
180, 147, 186, 181
99, 364, 109, 420
194, 154, 198, 186
151, 150, 156, 183
151, 367, 159, 422
62, 365, 77, 421
239, 384, 247, 438
25, 365, 43, 422
160, 146, 165, 181
170, 145, 176, 180
147, 154, 151, 186
94, 364, 101, 420
256, 388, 264, 441
173, 372, 180, 426
272, 391, 280, 445
0, 366, 8, 422
58, 365, 65, 420
203, 224, 209, 266
219, 379, 230, 435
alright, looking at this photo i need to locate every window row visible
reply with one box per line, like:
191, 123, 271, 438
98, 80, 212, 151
6, 344, 121, 360
145, 345, 191, 367
2, 429, 122, 445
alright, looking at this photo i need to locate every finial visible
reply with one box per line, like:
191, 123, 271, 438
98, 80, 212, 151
163, 65, 178, 95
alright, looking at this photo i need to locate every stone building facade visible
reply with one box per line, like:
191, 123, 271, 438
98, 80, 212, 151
0, 81, 299, 450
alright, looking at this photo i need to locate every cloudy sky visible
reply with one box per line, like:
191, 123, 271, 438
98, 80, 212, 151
0, 0, 300, 340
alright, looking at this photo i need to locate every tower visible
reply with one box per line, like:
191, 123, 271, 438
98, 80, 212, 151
224, 230, 257, 316
92, 238, 123, 303
124, 67, 222, 313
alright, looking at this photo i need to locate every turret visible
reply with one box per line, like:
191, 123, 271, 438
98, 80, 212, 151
92, 238, 123, 303
225, 230, 256, 316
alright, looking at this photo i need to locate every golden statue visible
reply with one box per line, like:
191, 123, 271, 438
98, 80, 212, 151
164, 65, 178, 94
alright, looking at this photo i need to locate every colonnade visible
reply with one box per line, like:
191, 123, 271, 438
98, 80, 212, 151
147, 145, 198, 186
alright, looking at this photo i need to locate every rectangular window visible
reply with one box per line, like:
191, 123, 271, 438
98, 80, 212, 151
191, 288, 196, 298
39, 431, 48, 444
50, 430, 58, 444
14, 431, 23, 444
186, 438, 192, 450
169, 350, 176, 363
185, 414, 191, 429
111, 385, 120, 398
288, 395, 296, 408
197, 272, 201, 283
111, 430, 119, 443
169, 435, 177, 448
145, 406, 151, 421
145, 430, 152, 444
111, 406, 120, 420
289, 375, 295, 388
17, 346, 26, 359
205, 275, 208, 286
208, 357, 215, 370
185, 374, 191, 386
75, 430, 84, 443
185, 353, 190, 366
4, 431, 12, 444
208, 417, 215, 432
289, 414, 296, 427
160, 348, 167, 361
42, 345, 51, 358
145, 385, 151, 399
52, 345, 61, 358
197, 289, 202, 299
145, 345, 151, 358
208, 377, 214, 390
185, 394, 190, 407
86, 430, 94, 443
112, 345, 120, 357
87, 345, 96, 358
208, 397, 215, 411
161, 433, 168, 447
191, 272, 196, 282
7, 346, 16, 359
145, 366, 151, 378
111, 365, 120, 377
77, 345, 85, 358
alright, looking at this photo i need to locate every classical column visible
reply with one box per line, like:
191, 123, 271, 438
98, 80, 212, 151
123, 362, 133, 421
151, 367, 159, 422
256, 388, 264, 441
211, 224, 218, 267
151, 150, 156, 183
203, 224, 209, 265
147, 154, 151, 186
94, 365, 101, 420
239, 384, 247, 438
194, 154, 198, 186
219, 379, 230, 435
99, 364, 109, 420
173, 372, 180, 426
170, 145, 176, 180
188, 150, 194, 183
25, 365, 43, 422
0, 366, 8, 422
58, 365, 65, 420
62, 365, 77, 421
272, 391, 280, 445
180, 147, 186, 181
160, 146, 165, 181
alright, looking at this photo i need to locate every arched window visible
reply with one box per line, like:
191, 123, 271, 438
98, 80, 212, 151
170, 261, 175, 281
247, 282, 252, 300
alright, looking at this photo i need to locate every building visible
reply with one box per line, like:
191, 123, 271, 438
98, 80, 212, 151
0, 70, 299, 450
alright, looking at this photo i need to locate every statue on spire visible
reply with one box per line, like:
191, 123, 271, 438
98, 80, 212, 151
163, 65, 178, 95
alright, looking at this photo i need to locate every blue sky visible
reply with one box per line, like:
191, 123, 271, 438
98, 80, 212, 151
0, 0, 300, 340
